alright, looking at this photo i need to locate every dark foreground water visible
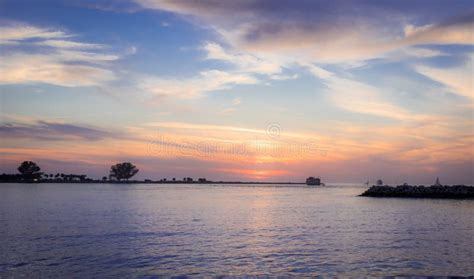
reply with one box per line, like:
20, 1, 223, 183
1, 183, 473, 277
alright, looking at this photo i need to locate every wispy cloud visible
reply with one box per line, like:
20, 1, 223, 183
203, 42, 282, 75
0, 23, 121, 87
326, 77, 414, 120
231, 98, 241, 106
139, 69, 258, 99
403, 12, 474, 46
0, 120, 122, 141
0, 24, 68, 44
415, 53, 474, 100
145, 121, 268, 135
298, 62, 417, 121
0, 53, 116, 87
136, 41, 291, 99
36, 40, 106, 49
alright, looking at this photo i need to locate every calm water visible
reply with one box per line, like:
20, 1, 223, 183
1, 183, 473, 277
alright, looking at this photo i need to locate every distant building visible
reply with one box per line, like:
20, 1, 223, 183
306, 177, 321, 186
63, 174, 87, 182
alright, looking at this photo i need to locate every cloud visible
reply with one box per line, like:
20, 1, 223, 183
132, 0, 473, 113
403, 12, 474, 46
130, 42, 285, 99
231, 98, 241, 106
388, 47, 445, 59
145, 121, 267, 135
0, 24, 68, 44
73, 0, 143, 13
136, 41, 290, 99
1, 116, 471, 182
415, 53, 473, 100
0, 23, 120, 87
300, 63, 333, 79
228, 15, 473, 64
297, 63, 441, 121
139, 69, 258, 98
0, 54, 116, 87
36, 40, 106, 49
134, 1, 474, 64
325, 76, 415, 121
130, 1, 472, 110
203, 42, 282, 75
297, 60, 415, 120
269, 73, 298, 80
218, 98, 242, 115
55, 50, 120, 62
126, 46, 138, 55
0, 121, 121, 141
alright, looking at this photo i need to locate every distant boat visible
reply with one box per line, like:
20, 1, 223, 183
306, 176, 324, 186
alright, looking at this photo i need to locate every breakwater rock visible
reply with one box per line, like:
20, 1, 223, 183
360, 185, 474, 199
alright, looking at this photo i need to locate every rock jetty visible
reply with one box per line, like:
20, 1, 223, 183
360, 185, 474, 199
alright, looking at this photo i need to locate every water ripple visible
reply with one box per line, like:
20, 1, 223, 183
1, 183, 473, 277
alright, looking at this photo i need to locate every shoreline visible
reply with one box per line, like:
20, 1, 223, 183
0, 180, 307, 185
360, 185, 474, 199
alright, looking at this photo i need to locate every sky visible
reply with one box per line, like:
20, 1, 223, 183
0, 0, 473, 184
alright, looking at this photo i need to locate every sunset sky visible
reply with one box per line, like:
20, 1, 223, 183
0, 0, 473, 184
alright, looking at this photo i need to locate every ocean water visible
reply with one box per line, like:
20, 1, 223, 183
0, 183, 473, 277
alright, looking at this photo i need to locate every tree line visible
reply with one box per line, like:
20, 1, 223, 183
1, 161, 139, 182
0, 161, 209, 183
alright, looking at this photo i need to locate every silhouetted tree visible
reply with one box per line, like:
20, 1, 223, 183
109, 162, 139, 181
102, 176, 107, 181
17, 161, 42, 181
